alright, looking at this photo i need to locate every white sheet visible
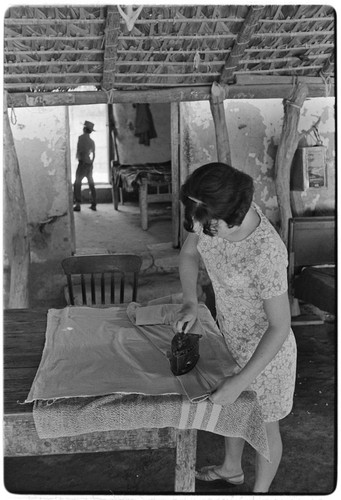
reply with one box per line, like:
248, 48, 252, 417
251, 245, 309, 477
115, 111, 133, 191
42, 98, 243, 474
25, 303, 239, 403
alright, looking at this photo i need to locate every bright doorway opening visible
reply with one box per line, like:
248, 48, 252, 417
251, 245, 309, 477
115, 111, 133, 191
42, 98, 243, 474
68, 104, 110, 184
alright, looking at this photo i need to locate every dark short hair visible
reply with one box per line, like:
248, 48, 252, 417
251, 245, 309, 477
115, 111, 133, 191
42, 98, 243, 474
180, 162, 254, 236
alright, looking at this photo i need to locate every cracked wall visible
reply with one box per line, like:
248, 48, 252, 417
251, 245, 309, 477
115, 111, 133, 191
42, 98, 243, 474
180, 97, 335, 227
7, 106, 74, 306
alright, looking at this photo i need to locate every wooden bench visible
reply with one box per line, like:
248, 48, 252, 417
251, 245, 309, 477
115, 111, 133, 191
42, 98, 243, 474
288, 216, 335, 322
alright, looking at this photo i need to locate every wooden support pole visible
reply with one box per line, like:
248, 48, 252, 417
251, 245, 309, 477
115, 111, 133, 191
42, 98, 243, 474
209, 82, 231, 165
174, 429, 197, 492
275, 83, 308, 317
102, 5, 120, 90
139, 179, 148, 231
3, 92, 30, 308
171, 102, 180, 248
274, 82, 308, 244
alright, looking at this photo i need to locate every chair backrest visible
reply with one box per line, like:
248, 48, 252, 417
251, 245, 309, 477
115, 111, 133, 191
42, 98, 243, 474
61, 254, 142, 306
287, 216, 335, 268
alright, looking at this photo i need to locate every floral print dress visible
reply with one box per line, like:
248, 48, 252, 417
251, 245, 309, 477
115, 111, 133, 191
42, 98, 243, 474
195, 203, 297, 422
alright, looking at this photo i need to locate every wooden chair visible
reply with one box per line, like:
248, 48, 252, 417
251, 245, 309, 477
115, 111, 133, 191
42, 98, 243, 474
61, 254, 142, 306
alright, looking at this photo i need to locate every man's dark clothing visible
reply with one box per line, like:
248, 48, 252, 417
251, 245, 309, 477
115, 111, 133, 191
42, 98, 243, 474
73, 132, 96, 206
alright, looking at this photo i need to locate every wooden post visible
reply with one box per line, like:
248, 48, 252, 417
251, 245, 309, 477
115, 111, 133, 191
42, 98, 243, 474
274, 83, 308, 317
3, 92, 30, 308
139, 178, 148, 230
171, 102, 180, 247
274, 82, 308, 244
174, 429, 197, 492
102, 5, 120, 90
209, 82, 231, 164
178, 104, 189, 246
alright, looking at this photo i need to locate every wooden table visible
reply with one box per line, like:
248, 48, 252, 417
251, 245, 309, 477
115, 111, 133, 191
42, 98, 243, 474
3, 308, 197, 492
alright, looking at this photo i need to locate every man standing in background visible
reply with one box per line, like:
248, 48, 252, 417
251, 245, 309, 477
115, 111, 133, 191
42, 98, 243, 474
73, 120, 97, 211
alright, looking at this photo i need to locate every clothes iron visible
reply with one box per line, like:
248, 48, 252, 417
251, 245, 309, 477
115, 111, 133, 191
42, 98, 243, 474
170, 323, 202, 376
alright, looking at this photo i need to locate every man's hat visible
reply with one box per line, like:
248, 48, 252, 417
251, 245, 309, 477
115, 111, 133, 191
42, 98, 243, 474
83, 120, 95, 131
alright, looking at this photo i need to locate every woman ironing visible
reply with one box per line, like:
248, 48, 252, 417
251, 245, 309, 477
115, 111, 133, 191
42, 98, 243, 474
174, 162, 297, 493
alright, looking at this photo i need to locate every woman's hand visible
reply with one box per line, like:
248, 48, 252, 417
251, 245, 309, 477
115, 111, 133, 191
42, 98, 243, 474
174, 301, 198, 333
209, 375, 246, 406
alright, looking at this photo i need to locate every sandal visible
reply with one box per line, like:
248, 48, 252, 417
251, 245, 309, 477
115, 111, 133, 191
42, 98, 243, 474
196, 465, 244, 485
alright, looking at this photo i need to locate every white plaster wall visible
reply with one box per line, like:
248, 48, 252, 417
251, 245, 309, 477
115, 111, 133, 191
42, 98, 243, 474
180, 97, 335, 225
9, 106, 73, 261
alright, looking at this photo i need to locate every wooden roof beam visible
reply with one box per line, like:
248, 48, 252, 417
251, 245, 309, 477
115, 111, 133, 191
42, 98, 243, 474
219, 5, 266, 84
5, 77, 334, 108
102, 5, 120, 91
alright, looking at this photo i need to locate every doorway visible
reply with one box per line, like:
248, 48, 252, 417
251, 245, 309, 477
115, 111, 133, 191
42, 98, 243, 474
68, 104, 110, 184
68, 102, 174, 255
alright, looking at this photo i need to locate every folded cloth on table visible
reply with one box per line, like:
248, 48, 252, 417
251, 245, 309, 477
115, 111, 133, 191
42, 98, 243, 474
24, 306, 184, 402
29, 302, 269, 459
33, 391, 269, 460
147, 293, 183, 305
24, 303, 239, 404
134, 303, 178, 325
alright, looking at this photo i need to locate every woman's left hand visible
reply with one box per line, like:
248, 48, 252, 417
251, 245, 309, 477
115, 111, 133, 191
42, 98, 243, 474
209, 375, 246, 406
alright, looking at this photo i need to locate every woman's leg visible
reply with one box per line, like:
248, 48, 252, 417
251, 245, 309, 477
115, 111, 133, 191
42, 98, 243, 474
253, 420, 282, 493
217, 436, 245, 476
196, 436, 245, 483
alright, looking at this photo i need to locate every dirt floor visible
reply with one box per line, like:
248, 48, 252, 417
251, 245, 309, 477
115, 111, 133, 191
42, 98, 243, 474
3, 200, 337, 496
73, 195, 175, 255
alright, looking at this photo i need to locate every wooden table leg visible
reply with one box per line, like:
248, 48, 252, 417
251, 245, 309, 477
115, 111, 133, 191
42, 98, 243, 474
174, 429, 197, 492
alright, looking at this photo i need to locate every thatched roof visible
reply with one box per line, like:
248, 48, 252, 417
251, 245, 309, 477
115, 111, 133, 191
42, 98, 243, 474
4, 4, 335, 103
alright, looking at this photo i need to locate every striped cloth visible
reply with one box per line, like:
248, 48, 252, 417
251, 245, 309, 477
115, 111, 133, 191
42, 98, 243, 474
33, 391, 269, 460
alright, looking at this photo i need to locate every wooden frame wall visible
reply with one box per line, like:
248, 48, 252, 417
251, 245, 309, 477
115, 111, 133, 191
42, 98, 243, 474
4, 75, 335, 305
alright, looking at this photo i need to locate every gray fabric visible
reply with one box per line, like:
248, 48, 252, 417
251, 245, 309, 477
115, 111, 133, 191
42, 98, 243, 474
33, 391, 270, 460
28, 301, 269, 460
25, 306, 183, 402
25, 303, 239, 403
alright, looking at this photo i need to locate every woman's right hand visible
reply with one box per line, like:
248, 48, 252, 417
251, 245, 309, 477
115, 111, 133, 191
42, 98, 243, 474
174, 301, 198, 333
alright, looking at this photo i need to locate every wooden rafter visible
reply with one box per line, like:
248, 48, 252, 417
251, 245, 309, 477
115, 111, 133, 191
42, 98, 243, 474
219, 5, 266, 84
3, 4, 335, 95
102, 5, 120, 91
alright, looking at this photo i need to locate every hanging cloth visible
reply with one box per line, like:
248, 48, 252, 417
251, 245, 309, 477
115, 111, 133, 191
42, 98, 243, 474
133, 103, 157, 146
